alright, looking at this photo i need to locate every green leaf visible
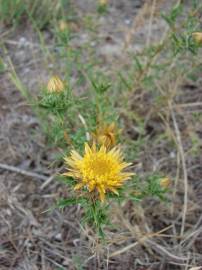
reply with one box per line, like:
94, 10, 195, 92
57, 197, 86, 208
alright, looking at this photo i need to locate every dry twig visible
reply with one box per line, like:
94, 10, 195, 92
170, 103, 188, 238
0, 162, 48, 181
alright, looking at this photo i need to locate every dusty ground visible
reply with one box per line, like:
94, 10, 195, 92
0, 0, 202, 269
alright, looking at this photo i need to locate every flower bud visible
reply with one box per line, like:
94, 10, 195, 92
160, 177, 171, 189
47, 76, 65, 93
59, 20, 68, 32
99, 0, 108, 5
192, 32, 202, 45
93, 122, 117, 148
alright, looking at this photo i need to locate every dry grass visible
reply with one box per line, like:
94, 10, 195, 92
0, 0, 202, 269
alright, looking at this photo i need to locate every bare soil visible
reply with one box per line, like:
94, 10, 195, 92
0, 0, 202, 269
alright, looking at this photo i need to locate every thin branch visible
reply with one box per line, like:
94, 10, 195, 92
40, 167, 64, 190
146, 239, 187, 262
109, 241, 139, 257
78, 113, 90, 141
175, 102, 202, 108
0, 163, 48, 181
146, 0, 157, 47
170, 104, 188, 238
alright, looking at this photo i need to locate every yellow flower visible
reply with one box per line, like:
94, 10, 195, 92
59, 21, 79, 33
192, 32, 202, 45
99, 0, 108, 5
93, 122, 117, 148
47, 76, 64, 93
63, 143, 134, 202
59, 20, 68, 32
160, 177, 171, 189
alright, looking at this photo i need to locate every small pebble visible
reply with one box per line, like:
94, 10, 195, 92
19, 37, 28, 48
55, 233, 62, 241
124, 19, 131, 25
170, 151, 176, 158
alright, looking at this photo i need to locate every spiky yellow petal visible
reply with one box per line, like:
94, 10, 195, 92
63, 143, 134, 201
74, 183, 85, 190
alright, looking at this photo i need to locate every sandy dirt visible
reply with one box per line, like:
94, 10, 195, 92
0, 0, 202, 269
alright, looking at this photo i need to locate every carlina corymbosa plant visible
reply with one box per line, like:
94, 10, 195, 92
33, 73, 172, 237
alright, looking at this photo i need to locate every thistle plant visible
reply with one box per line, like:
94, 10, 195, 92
18, 0, 202, 240
9, 1, 201, 239
32, 71, 171, 237
97, 0, 108, 14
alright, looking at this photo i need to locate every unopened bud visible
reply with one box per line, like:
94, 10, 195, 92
99, 0, 108, 5
192, 32, 202, 45
59, 20, 68, 32
47, 76, 65, 93
160, 177, 171, 189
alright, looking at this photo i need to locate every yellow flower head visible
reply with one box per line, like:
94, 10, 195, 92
63, 143, 133, 202
47, 75, 64, 93
99, 0, 108, 5
192, 32, 202, 45
59, 20, 68, 32
160, 177, 171, 189
93, 122, 117, 148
